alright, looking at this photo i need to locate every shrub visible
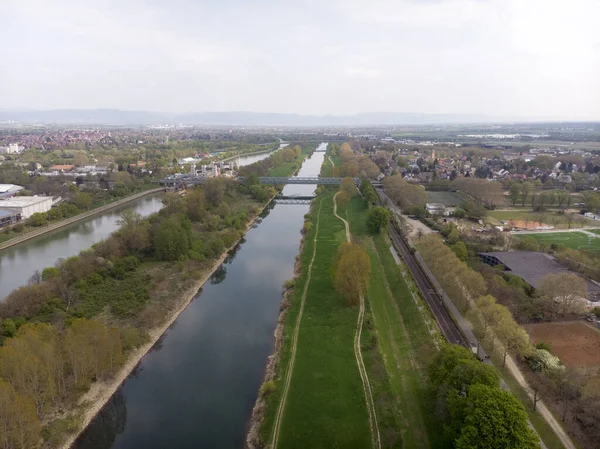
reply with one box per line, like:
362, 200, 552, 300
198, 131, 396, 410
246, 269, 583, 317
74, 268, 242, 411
283, 278, 296, 290
525, 348, 563, 373
535, 341, 552, 353
259, 380, 276, 397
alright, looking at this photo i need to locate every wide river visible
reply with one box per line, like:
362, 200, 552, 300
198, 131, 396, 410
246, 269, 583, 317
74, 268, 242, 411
72, 143, 327, 449
0, 148, 284, 301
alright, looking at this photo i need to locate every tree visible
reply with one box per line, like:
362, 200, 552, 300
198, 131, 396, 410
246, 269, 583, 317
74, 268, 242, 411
451, 241, 468, 262
449, 384, 539, 449
496, 318, 532, 366
367, 206, 391, 234
565, 212, 575, 229
203, 178, 226, 207
555, 189, 569, 209
335, 242, 371, 305
0, 380, 41, 449
340, 177, 358, 197
520, 182, 533, 207
71, 192, 92, 210
537, 273, 587, 317
508, 183, 521, 207
117, 210, 150, 254
152, 215, 193, 261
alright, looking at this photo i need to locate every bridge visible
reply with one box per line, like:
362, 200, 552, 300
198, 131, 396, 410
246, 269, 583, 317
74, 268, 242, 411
159, 176, 359, 187
239, 177, 359, 186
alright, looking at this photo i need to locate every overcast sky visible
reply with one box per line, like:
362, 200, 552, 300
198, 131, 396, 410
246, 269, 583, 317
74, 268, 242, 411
1, 0, 599, 119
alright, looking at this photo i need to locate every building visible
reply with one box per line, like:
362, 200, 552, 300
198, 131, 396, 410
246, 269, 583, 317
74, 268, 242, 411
426, 203, 446, 214
479, 251, 600, 301
0, 209, 21, 228
0, 184, 24, 199
0, 144, 23, 154
49, 165, 75, 173
0, 196, 53, 219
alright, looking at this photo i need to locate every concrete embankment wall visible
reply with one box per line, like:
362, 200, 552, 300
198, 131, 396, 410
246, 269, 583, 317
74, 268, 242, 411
0, 188, 163, 252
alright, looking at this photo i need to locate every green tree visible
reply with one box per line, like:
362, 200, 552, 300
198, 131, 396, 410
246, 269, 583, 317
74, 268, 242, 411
449, 384, 539, 449
71, 192, 92, 210
153, 216, 193, 261
520, 182, 533, 207
451, 241, 468, 261
508, 183, 521, 207
367, 206, 391, 233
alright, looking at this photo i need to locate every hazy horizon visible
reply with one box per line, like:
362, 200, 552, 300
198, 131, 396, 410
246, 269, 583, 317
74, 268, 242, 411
2, 0, 599, 121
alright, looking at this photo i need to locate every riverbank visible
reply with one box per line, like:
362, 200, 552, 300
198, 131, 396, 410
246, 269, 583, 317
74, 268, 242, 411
58, 146, 316, 449
0, 187, 163, 252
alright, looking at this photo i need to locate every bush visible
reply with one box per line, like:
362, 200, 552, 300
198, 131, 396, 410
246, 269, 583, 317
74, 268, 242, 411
259, 380, 276, 397
525, 348, 563, 373
592, 307, 600, 318
535, 341, 552, 353
283, 278, 296, 290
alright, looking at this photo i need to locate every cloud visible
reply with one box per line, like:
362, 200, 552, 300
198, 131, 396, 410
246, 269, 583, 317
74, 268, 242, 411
0, 0, 598, 119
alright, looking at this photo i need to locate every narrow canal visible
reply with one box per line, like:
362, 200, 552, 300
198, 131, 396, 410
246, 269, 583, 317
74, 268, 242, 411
0, 195, 164, 300
73, 143, 327, 449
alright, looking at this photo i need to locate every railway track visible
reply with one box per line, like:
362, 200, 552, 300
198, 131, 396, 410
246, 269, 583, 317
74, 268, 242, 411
376, 190, 469, 347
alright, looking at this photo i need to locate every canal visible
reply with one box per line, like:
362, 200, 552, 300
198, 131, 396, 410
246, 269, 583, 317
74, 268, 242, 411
73, 143, 327, 449
0, 194, 164, 300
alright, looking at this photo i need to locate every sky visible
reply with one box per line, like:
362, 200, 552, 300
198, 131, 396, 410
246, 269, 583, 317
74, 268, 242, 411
1, 0, 599, 120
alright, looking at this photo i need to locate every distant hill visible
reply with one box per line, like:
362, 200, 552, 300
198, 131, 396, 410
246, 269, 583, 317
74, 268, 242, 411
0, 109, 507, 126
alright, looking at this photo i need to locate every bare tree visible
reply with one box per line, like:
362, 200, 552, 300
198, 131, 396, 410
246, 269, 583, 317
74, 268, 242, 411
566, 212, 575, 229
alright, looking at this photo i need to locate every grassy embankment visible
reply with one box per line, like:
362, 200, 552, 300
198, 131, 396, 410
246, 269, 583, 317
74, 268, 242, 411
487, 209, 597, 228
259, 155, 441, 448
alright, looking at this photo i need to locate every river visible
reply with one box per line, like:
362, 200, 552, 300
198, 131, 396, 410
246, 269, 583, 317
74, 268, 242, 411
72, 143, 327, 449
233, 142, 288, 167
0, 195, 164, 300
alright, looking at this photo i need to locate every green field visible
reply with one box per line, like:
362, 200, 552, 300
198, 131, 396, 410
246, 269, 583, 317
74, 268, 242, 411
426, 190, 465, 206
344, 197, 442, 448
515, 231, 600, 253
260, 193, 372, 448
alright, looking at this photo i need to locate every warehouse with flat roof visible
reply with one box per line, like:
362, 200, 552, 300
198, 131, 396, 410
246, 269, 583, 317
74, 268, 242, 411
0, 196, 53, 219
479, 251, 600, 299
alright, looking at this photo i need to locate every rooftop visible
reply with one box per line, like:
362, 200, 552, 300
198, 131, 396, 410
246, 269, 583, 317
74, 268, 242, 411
479, 251, 600, 293
0, 184, 23, 193
0, 196, 53, 208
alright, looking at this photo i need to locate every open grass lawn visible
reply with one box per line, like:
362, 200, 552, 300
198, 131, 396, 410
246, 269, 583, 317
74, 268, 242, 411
260, 192, 372, 448
488, 210, 597, 229
344, 196, 442, 449
426, 190, 465, 206
515, 231, 600, 253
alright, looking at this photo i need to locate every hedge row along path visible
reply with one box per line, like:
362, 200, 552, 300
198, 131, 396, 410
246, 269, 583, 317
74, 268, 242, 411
333, 191, 382, 449
270, 197, 325, 449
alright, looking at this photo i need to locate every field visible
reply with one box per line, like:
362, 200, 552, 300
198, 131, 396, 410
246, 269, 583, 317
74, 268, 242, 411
426, 190, 465, 206
260, 193, 372, 448
514, 231, 600, 253
345, 196, 442, 449
488, 210, 598, 229
525, 321, 600, 368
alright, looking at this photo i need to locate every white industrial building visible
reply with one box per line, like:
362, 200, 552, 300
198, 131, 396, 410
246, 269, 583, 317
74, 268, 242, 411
0, 144, 23, 154
0, 184, 24, 199
0, 196, 53, 218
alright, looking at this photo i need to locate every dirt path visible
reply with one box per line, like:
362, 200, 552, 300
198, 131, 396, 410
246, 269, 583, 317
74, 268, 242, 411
505, 355, 576, 449
270, 197, 325, 449
333, 192, 381, 449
